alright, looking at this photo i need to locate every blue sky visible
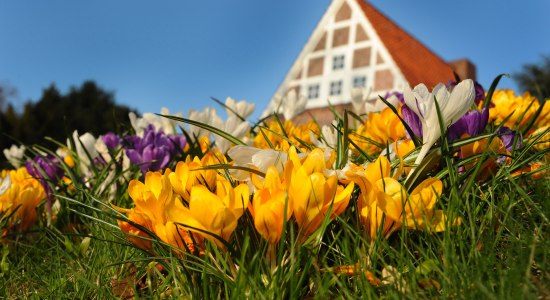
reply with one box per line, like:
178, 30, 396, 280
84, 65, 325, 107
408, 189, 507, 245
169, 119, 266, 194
1, 1, 549, 120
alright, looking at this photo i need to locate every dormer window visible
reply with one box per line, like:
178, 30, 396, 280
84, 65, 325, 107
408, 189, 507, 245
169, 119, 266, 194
333, 55, 345, 70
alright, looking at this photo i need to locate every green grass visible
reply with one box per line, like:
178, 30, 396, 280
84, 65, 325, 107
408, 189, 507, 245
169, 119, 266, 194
1, 173, 547, 299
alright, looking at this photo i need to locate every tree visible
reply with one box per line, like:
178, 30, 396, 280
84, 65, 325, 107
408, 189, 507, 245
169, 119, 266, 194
0, 82, 17, 112
514, 55, 550, 100
0, 80, 137, 152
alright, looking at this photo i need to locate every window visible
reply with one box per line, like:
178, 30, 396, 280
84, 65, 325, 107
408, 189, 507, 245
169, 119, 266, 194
353, 75, 367, 88
330, 80, 343, 96
307, 84, 320, 100
333, 55, 345, 70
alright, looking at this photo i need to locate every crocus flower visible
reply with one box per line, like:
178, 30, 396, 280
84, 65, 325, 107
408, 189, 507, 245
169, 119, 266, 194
124, 125, 186, 175
118, 169, 203, 254
497, 126, 522, 151
3, 144, 25, 168
253, 119, 320, 152
264, 89, 307, 121
346, 156, 403, 239
129, 107, 183, 136
459, 136, 507, 180
449, 80, 485, 104
365, 91, 402, 113
0, 167, 46, 231
228, 146, 292, 181
310, 121, 339, 150
403, 79, 475, 169
215, 116, 251, 154
180, 179, 249, 249
285, 148, 354, 238
401, 103, 423, 138
250, 166, 293, 244
70, 130, 99, 173
352, 107, 406, 156
282, 90, 308, 121
95, 134, 117, 164
225, 97, 255, 119
530, 126, 550, 153
488, 90, 549, 130
346, 156, 447, 239
168, 153, 223, 201
474, 81, 485, 104
101, 132, 121, 151
187, 107, 224, 140
351, 87, 370, 114
447, 108, 489, 141
403, 178, 447, 231
26, 155, 65, 185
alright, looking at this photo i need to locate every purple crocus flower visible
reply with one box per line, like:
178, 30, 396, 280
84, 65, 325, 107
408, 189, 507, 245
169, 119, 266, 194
26, 154, 64, 184
384, 91, 404, 103
448, 108, 489, 141
401, 103, 423, 138
124, 125, 187, 174
101, 132, 121, 151
497, 127, 522, 151
383, 91, 422, 139
26, 154, 64, 223
167, 134, 187, 154
474, 82, 485, 104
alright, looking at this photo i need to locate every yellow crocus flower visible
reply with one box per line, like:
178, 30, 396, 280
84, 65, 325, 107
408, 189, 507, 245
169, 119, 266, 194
488, 90, 549, 131
251, 166, 292, 244
347, 156, 448, 239
121, 169, 203, 253
154, 220, 202, 255
460, 136, 507, 180
352, 107, 406, 156
183, 179, 249, 248
168, 153, 225, 201
253, 120, 320, 152
404, 177, 446, 231
128, 171, 174, 225
116, 209, 154, 251
286, 147, 354, 238
0, 167, 46, 231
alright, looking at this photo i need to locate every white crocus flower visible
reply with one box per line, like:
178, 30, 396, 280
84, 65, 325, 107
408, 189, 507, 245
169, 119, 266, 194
260, 94, 283, 119
71, 130, 99, 172
94, 138, 112, 164
0, 173, 11, 196
128, 112, 144, 136
3, 144, 25, 168
225, 97, 255, 119
365, 93, 399, 113
351, 87, 372, 115
215, 116, 251, 153
129, 107, 183, 136
261, 90, 307, 121
228, 146, 291, 182
149, 107, 183, 134
282, 89, 307, 121
404, 79, 475, 169
187, 107, 224, 140
310, 122, 338, 150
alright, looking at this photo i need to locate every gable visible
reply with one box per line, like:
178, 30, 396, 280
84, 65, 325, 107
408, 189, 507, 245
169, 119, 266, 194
263, 0, 455, 118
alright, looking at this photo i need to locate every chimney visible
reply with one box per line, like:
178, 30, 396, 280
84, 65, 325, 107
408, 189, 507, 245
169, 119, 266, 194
448, 59, 477, 81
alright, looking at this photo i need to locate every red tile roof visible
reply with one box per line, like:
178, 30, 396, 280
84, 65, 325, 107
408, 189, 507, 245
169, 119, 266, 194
355, 0, 455, 88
